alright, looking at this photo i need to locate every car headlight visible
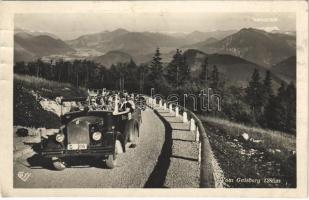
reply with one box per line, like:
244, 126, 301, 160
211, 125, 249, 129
55, 133, 65, 143
92, 131, 102, 141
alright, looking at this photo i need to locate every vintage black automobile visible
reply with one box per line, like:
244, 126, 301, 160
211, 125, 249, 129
40, 96, 142, 170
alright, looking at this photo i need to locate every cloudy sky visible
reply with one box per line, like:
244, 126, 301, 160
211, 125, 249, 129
15, 12, 295, 40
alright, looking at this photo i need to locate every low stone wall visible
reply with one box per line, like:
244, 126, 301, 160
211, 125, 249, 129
146, 96, 217, 188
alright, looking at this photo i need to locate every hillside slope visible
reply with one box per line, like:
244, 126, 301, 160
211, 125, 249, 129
190, 28, 296, 67
201, 116, 296, 188
14, 74, 87, 128
14, 32, 75, 62
93, 51, 133, 68
183, 49, 279, 87
271, 56, 296, 83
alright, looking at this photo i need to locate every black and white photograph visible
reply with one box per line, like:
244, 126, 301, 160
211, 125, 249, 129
0, 0, 307, 197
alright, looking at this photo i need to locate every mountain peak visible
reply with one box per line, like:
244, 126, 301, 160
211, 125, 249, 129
112, 28, 129, 34
190, 30, 204, 34
238, 27, 269, 34
238, 27, 266, 33
188, 27, 295, 67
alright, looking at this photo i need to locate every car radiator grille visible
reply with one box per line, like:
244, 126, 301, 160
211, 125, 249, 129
67, 120, 90, 145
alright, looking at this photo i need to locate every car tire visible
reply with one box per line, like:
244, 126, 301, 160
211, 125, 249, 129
115, 139, 123, 154
52, 157, 66, 171
105, 139, 122, 169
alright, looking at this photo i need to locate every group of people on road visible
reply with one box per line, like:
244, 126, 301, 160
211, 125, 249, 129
67, 89, 142, 114
88, 90, 136, 114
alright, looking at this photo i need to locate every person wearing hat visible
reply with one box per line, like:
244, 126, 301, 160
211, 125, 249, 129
119, 95, 127, 112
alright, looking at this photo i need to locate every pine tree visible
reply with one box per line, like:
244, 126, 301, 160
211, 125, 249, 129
276, 82, 288, 130
264, 94, 287, 131
286, 82, 296, 134
138, 64, 148, 94
245, 68, 264, 118
181, 56, 190, 82
147, 48, 170, 94
149, 47, 163, 80
199, 57, 209, 83
165, 49, 181, 87
263, 70, 273, 101
209, 65, 219, 91
264, 82, 296, 134
260, 70, 274, 126
126, 59, 138, 92
165, 49, 189, 87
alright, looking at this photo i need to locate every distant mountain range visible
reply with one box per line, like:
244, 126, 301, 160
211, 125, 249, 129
182, 49, 281, 87
182, 30, 236, 44
14, 27, 296, 85
188, 28, 296, 68
14, 31, 75, 62
15, 28, 60, 39
67, 28, 295, 68
183, 37, 219, 49
67, 28, 190, 61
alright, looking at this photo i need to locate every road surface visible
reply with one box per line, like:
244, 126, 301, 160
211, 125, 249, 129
14, 108, 166, 188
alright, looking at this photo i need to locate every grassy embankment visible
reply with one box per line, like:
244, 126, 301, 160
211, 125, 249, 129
14, 74, 87, 128
199, 115, 296, 188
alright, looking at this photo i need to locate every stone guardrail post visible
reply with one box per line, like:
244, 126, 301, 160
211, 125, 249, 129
190, 118, 196, 131
169, 104, 173, 113
159, 100, 162, 108
175, 107, 179, 117
198, 142, 202, 163
196, 127, 200, 142
163, 102, 167, 110
183, 111, 188, 123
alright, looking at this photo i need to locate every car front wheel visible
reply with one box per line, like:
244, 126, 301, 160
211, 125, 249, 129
52, 157, 66, 171
105, 139, 122, 169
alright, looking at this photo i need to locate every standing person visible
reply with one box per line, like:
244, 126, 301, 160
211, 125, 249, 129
119, 94, 127, 112
106, 96, 113, 111
126, 96, 136, 112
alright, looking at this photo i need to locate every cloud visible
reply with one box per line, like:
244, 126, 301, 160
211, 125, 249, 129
259, 26, 280, 32
252, 17, 278, 22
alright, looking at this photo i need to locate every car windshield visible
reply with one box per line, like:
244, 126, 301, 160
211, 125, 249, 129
61, 99, 89, 115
